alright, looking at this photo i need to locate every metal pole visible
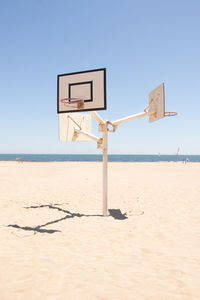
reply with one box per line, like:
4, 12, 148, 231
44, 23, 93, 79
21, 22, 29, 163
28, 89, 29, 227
90, 111, 106, 124
111, 111, 148, 126
102, 123, 108, 216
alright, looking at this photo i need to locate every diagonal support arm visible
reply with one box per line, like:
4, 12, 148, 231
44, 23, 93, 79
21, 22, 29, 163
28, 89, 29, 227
90, 111, 106, 124
74, 129, 101, 142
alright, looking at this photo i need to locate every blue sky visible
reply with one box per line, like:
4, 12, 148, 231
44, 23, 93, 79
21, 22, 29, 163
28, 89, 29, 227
0, 0, 199, 154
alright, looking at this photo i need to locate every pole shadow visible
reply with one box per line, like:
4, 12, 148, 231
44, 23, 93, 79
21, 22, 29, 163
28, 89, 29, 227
7, 204, 128, 235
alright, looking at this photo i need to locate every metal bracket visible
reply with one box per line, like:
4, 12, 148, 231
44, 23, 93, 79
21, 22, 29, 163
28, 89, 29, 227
107, 121, 118, 132
98, 123, 107, 132
99, 121, 118, 133
72, 129, 79, 141
97, 138, 103, 149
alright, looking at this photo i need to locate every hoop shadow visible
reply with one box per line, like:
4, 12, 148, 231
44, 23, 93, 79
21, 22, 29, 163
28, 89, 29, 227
7, 205, 128, 235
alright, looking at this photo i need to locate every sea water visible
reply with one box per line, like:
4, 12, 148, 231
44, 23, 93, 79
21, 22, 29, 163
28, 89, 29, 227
0, 154, 199, 162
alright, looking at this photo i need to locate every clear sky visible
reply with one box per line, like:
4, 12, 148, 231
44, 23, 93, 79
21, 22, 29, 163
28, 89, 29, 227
0, 0, 199, 154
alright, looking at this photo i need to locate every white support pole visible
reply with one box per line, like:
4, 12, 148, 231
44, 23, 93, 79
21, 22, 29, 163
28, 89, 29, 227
90, 111, 106, 124
102, 123, 108, 216
90, 111, 108, 216
111, 111, 148, 126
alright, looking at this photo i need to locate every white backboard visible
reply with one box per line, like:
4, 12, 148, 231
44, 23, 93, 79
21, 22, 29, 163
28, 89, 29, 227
59, 113, 92, 141
57, 68, 106, 114
148, 83, 165, 123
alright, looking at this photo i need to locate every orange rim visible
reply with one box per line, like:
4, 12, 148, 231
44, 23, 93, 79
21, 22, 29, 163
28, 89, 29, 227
164, 112, 178, 117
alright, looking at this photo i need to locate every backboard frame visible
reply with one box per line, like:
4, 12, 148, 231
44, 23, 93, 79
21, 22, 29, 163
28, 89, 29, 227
57, 68, 107, 114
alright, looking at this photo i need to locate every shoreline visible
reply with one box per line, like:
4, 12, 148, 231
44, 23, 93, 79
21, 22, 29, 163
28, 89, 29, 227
0, 160, 199, 164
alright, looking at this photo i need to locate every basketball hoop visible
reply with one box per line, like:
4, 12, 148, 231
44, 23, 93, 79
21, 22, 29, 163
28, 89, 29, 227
60, 98, 84, 109
164, 112, 178, 117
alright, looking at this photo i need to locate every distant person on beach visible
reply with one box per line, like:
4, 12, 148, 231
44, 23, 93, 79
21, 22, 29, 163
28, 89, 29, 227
183, 158, 189, 164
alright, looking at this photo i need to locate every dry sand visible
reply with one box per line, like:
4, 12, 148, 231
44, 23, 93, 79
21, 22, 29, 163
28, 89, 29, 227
0, 161, 200, 300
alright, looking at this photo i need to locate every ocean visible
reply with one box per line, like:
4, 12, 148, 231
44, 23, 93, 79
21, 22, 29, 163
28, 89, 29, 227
0, 154, 199, 162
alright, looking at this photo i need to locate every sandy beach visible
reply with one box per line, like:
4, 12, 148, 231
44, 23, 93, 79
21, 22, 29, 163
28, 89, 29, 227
0, 161, 200, 299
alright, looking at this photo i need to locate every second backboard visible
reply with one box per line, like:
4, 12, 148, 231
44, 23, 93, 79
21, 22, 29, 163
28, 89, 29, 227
148, 83, 165, 123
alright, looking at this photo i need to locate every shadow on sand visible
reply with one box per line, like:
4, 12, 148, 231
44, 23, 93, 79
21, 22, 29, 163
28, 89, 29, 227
108, 209, 128, 220
7, 204, 128, 235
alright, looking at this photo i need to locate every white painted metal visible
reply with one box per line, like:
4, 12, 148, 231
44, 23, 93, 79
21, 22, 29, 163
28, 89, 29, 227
75, 129, 101, 142
90, 111, 105, 124
59, 108, 161, 216
58, 82, 170, 216
112, 111, 148, 126
102, 123, 108, 216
